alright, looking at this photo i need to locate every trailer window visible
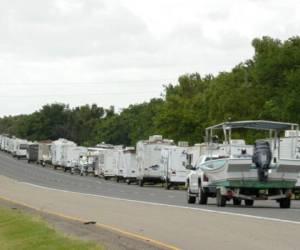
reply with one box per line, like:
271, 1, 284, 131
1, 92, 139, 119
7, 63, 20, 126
20, 144, 27, 149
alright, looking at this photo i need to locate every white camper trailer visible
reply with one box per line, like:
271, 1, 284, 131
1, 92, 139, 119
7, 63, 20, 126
116, 147, 138, 184
161, 142, 192, 189
12, 139, 28, 159
0, 135, 8, 151
0, 135, 3, 150
38, 141, 52, 166
51, 139, 76, 169
279, 131, 300, 192
87, 148, 105, 177
102, 148, 120, 180
89, 143, 115, 177
136, 135, 174, 187
67, 146, 88, 174
77, 151, 96, 176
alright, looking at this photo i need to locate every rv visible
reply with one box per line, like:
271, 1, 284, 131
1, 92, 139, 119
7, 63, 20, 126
12, 139, 28, 159
102, 148, 120, 180
161, 142, 193, 189
117, 147, 138, 184
38, 141, 52, 166
51, 139, 76, 169
67, 146, 88, 174
136, 135, 174, 186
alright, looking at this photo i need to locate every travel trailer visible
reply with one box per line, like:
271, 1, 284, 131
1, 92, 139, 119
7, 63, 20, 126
116, 147, 138, 184
51, 139, 77, 169
136, 135, 174, 186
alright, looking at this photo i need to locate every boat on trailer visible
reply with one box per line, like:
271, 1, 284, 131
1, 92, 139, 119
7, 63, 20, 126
187, 120, 300, 208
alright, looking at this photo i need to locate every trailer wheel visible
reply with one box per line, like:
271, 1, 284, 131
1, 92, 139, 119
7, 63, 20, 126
138, 179, 144, 187
244, 199, 254, 206
279, 198, 291, 208
165, 179, 172, 190
216, 189, 226, 207
233, 198, 242, 206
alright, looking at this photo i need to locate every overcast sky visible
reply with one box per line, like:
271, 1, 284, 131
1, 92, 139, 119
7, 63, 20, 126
0, 0, 299, 116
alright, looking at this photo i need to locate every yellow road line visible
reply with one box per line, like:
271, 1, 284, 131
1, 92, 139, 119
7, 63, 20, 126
0, 194, 180, 250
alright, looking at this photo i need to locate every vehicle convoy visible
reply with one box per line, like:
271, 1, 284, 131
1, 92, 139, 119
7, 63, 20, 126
186, 120, 300, 208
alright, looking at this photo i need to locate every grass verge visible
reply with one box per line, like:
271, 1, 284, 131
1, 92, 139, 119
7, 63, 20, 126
0, 206, 104, 250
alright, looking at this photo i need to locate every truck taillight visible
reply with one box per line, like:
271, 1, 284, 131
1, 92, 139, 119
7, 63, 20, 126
203, 175, 209, 182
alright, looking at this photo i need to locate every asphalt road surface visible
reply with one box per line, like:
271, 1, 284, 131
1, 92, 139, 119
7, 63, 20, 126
0, 150, 300, 222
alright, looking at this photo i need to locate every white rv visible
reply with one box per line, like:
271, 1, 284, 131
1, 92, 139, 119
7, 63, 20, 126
51, 139, 76, 169
89, 143, 115, 178
87, 147, 105, 177
67, 146, 88, 174
116, 147, 138, 184
102, 148, 120, 180
279, 130, 300, 191
136, 135, 174, 186
38, 141, 52, 166
12, 139, 28, 159
161, 142, 193, 189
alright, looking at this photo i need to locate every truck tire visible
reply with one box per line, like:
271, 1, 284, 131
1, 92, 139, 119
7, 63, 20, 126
198, 186, 208, 205
279, 198, 291, 208
245, 199, 254, 206
187, 189, 196, 204
216, 189, 226, 207
233, 198, 242, 205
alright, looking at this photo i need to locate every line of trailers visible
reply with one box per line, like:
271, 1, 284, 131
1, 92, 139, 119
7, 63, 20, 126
0, 134, 204, 188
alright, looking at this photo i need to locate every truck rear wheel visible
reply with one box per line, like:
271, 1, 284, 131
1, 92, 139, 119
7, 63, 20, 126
279, 198, 291, 208
187, 189, 196, 204
198, 187, 208, 205
216, 189, 226, 207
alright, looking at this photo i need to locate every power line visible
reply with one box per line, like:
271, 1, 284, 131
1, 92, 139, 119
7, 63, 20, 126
0, 78, 175, 87
0, 90, 163, 98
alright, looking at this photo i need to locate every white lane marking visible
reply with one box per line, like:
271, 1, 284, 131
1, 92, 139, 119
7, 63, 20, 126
19, 181, 300, 225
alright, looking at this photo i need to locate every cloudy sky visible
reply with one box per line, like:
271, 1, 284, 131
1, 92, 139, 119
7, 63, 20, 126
0, 0, 299, 116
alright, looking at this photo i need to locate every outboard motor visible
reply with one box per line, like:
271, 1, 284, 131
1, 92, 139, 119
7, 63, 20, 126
252, 140, 272, 182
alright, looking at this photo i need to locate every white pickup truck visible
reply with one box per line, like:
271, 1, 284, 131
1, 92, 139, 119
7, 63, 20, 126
186, 155, 220, 204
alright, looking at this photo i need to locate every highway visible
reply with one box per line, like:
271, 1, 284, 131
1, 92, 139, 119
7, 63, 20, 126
0, 151, 300, 222
1, 150, 300, 250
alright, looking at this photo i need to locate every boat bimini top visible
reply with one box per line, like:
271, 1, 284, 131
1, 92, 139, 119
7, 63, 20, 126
206, 120, 299, 132
205, 120, 300, 160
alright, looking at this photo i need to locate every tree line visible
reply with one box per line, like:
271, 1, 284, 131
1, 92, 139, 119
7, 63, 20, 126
1, 36, 300, 146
